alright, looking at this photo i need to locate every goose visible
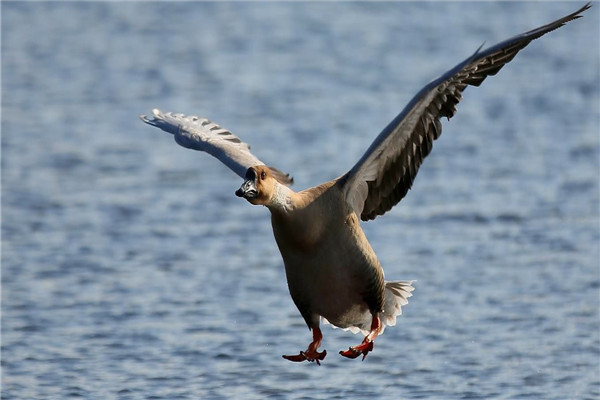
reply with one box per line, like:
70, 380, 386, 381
140, 3, 590, 364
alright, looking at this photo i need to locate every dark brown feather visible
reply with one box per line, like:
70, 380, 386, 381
268, 166, 294, 186
355, 3, 590, 221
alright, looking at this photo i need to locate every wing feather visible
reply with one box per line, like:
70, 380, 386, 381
341, 3, 590, 221
140, 109, 293, 185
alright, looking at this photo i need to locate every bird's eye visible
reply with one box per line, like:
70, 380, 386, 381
260, 171, 267, 180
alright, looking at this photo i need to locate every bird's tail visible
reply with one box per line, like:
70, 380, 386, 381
379, 280, 415, 334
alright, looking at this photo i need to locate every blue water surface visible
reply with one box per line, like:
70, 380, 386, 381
2, 2, 599, 399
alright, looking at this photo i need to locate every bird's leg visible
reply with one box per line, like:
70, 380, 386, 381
282, 326, 327, 365
339, 314, 380, 360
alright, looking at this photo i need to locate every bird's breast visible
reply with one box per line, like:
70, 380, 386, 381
270, 197, 385, 323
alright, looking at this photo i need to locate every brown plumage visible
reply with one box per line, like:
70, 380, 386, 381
140, 3, 589, 364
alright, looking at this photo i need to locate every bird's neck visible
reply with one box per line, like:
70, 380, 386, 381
266, 181, 296, 214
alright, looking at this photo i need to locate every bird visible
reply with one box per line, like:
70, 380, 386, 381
140, 3, 590, 364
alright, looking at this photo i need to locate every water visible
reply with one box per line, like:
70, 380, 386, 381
2, 2, 599, 399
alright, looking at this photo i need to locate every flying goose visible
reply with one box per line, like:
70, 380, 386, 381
140, 3, 590, 364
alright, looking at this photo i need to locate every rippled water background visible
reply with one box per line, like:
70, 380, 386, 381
2, 2, 599, 399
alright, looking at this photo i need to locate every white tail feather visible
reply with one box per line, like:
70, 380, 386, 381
321, 280, 415, 335
379, 280, 415, 334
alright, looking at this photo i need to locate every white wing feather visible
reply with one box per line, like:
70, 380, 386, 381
140, 108, 265, 179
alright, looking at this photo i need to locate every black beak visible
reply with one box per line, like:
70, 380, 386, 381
235, 179, 257, 199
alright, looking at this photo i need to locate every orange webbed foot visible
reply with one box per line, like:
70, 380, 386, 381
339, 340, 374, 360
282, 349, 327, 365
339, 315, 380, 361
283, 325, 326, 365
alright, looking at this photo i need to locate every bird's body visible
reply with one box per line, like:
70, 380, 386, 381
140, 3, 590, 364
268, 179, 385, 332
233, 168, 414, 361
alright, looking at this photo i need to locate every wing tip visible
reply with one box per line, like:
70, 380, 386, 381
139, 113, 152, 125
139, 108, 164, 125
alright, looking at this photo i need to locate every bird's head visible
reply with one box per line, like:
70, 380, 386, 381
236, 165, 293, 206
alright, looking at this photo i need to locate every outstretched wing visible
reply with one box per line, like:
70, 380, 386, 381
341, 3, 590, 221
140, 109, 293, 185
